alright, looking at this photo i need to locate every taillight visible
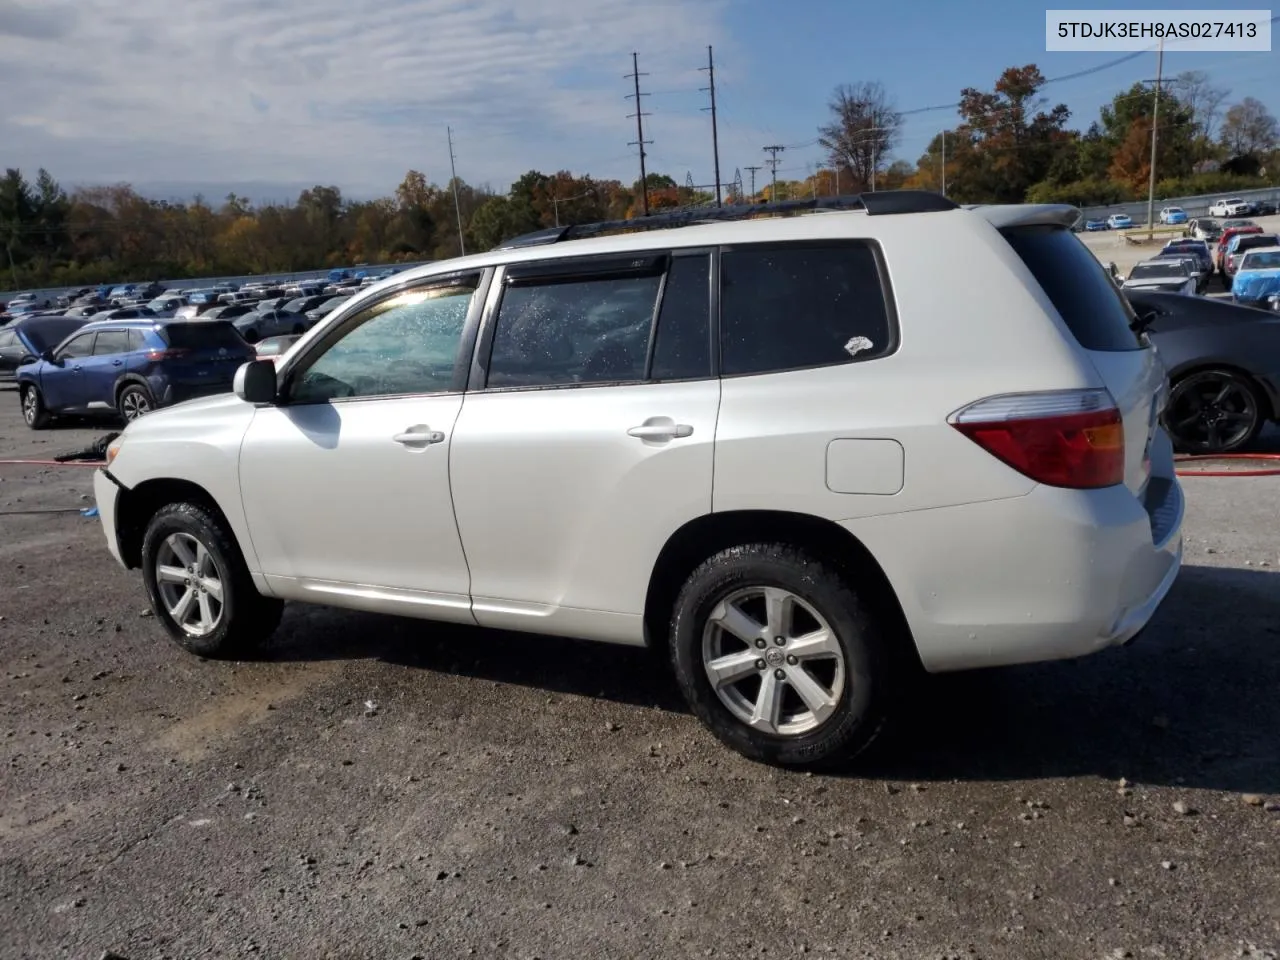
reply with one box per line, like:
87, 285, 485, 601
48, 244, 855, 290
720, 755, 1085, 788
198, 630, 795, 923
146, 347, 191, 361
949, 389, 1125, 489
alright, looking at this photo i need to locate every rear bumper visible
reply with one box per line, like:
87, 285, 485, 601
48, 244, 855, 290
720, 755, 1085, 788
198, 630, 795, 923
841, 469, 1184, 674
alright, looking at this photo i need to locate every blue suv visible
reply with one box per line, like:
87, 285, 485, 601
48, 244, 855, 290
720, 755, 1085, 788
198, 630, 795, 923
17, 318, 255, 429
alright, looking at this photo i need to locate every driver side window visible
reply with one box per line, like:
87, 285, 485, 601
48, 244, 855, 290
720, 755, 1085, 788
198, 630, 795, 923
56, 333, 95, 360
289, 276, 478, 403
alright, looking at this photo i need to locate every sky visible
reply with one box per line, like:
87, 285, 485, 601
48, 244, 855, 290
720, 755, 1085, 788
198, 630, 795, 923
0, 0, 1275, 203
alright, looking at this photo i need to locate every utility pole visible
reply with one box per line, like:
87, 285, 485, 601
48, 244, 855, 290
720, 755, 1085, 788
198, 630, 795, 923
745, 165, 762, 200
762, 145, 785, 201
940, 130, 947, 196
1145, 36, 1165, 240
447, 126, 465, 256
625, 52, 653, 216
699, 45, 723, 207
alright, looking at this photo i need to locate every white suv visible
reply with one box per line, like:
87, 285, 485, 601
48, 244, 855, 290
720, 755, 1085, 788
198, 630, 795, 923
92, 192, 1184, 768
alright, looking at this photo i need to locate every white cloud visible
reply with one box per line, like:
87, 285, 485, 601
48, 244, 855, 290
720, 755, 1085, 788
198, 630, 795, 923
0, 0, 768, 200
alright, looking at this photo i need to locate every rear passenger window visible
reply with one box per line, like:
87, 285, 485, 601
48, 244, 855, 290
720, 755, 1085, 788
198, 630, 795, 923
650, 254, 711, 381
1001, 226, 1142, 352
487, 265, 662, 388
92, 330, 132, 355
719, 243, 893, 377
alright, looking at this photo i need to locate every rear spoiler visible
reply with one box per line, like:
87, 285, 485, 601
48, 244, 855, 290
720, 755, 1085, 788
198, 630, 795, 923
963, 204, 1081, 230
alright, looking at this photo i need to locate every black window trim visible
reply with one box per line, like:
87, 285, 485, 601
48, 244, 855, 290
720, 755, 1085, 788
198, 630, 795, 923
92, 327, 133, 356
276, 267, 491, 406
714, 238, 900, 380
55, 330, 97, 360
469, 247, 717, 394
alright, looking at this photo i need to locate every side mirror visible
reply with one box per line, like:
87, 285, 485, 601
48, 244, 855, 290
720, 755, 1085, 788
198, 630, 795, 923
42, 349, 63, 365
233, 359, 278, 404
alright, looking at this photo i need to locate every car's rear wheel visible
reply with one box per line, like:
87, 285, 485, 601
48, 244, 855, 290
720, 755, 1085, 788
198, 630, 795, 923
140, 502, 283, 658
117, 384, 154, 422
1165, 368, 1264, 454
669, 543, 897, 769
21, 384, 50, 429
242, 329, 260, 344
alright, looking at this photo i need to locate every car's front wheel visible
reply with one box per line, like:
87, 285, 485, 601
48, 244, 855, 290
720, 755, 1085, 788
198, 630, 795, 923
140, 502, 283, 658
670, 543, 897, 769
21, 384, 50, 429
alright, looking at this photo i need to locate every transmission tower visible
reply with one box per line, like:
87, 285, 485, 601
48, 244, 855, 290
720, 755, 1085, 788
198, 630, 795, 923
731, 168, 743, 203
744, 165, 762, 200
762, 145, 785, 200
624, 52, 653, 216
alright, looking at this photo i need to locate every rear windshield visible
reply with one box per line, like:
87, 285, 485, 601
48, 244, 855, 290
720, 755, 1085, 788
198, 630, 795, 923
1235, 235, 1280, 253
1243, 251, 1280, 270
1130, 263, 1186, 279
1001, 225, 1142, 352
23, 319, 86, 352
161, 322, 248, 350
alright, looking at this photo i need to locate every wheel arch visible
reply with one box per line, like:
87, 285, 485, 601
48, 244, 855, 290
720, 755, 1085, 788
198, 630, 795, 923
114, 374, 153, 404
115, 477, 238, 570
643, 510, 921, 671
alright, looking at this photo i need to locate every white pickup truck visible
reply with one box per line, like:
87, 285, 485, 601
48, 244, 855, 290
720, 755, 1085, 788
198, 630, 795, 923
1208, 197, 1251, 217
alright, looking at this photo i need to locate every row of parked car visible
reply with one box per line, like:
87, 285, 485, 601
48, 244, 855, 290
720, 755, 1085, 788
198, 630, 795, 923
1111, 220, 1280, 309
1080, 197, 1279, 233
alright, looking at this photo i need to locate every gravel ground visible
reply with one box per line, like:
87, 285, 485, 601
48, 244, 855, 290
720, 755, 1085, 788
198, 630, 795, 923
1, 390, 1279, 960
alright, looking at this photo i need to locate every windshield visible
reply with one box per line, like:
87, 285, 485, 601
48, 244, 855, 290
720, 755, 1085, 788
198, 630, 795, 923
1129, 263, 1186, 280
1242, 251, 1280, 270
161, 321, 248, 350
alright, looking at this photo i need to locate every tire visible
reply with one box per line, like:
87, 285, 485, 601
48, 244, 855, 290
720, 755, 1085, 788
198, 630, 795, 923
117, 383, 155, 422
1164, 368, 1265, 455
669, 543, 897, 769
140, 502, 283, 658
21, 384, 50, 429
242, 329, 260, 344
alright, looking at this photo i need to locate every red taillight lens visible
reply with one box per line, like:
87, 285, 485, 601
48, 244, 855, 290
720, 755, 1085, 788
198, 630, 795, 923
146, 348, 191, 361
950, 389, 1125, 489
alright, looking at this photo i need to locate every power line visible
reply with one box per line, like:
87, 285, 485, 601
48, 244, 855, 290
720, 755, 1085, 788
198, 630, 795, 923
699, 45, 723, 207
625, 52, 653, 217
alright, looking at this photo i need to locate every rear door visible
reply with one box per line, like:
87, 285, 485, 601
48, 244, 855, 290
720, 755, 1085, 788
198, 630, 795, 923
1001, 225, 1163, 496
449, 250, 720, 642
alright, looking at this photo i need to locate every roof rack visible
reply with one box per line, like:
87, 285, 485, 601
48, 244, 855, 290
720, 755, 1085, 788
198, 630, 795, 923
496, 189, 959, 250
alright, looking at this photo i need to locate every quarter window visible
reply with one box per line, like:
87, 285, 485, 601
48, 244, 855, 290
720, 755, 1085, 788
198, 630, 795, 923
650, 254, 711, 381
719, 243, 894, 376
289, 276, 477, 403
487, 268, 661, 388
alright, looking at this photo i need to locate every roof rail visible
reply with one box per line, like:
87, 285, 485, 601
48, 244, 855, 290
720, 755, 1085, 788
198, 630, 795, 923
495, 189, 959, 250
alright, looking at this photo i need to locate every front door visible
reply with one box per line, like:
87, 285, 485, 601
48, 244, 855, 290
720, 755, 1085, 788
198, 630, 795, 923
42, 331, 98, 409
238, 273, 486, 622
449, 251, 720, 644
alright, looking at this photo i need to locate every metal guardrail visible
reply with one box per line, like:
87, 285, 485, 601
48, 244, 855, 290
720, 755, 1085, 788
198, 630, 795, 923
1078, 186, 1280, 225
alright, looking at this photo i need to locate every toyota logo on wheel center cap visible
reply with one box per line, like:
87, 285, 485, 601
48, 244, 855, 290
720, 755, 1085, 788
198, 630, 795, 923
765, 647, 786, 667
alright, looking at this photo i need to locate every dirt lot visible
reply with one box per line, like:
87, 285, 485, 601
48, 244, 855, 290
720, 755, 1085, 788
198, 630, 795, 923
2, 391, 1279, 960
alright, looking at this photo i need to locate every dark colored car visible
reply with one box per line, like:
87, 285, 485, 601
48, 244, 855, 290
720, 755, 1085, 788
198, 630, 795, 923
56, 287, 94, 307
1124, 289, 1280, 454
305, 295, 353, 325
0, 316, 89, 380
282, 295, 329, 315
16, 319, 254, 428
200, 304, 256, 322
233, 309, 310, 343
1253, 199, 1278, 216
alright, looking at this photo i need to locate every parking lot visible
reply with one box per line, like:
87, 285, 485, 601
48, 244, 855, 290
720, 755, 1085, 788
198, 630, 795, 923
2, 389, 1280, 957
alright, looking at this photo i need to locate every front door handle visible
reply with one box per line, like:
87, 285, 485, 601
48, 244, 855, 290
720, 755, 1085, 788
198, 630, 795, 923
393, 425, 446, 447
111, 359, 123, 367
627, 418, 694, 442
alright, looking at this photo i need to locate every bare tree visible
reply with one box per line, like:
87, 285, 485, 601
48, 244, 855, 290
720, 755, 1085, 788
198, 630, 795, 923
1220, 96, 1280, 157
1173, 70, 1231, 140
817, 82, 903, 191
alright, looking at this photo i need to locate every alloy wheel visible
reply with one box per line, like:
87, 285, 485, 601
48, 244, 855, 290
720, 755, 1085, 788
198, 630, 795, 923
154, 532, 224, 637
22, 388, 37, 424
701, 586, 846, 737
122, 390, 152, 420
1166, 373, 1258, 453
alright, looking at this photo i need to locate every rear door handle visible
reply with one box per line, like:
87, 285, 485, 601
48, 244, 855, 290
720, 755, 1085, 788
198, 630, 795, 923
393, 425, 446, 447
628, 418, 694, 442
